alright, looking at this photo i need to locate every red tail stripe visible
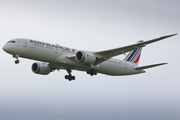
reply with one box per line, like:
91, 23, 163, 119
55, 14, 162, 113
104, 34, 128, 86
134, 53, 141, 63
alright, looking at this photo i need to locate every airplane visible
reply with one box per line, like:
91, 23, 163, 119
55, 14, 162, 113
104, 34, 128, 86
2, 34, 177, 81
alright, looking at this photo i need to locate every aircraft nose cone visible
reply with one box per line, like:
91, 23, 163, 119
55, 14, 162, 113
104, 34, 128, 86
2, 44, 8, 52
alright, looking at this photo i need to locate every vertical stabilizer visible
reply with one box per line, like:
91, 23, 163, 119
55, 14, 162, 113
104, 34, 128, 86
124, 41, 144, 66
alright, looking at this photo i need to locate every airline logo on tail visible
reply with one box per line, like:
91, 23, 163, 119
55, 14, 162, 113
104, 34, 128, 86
124, 41, 144, 65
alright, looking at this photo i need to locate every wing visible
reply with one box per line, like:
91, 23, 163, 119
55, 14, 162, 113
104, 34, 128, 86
93, 34, 177, 65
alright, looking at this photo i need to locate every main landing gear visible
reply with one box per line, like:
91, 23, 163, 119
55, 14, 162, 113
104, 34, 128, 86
65, 69, 75, 81
87, 69, 97, 76
13, 54, 20, 64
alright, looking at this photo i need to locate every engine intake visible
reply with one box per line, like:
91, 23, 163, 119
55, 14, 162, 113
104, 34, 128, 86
32, 62, 51, 75
75, 51, 96, 64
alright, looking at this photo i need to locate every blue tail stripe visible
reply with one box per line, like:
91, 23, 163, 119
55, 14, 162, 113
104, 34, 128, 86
126, 49, 138, 61
130, 49, 141, 62
124, 51, 132, 60
129, 49, 140, 62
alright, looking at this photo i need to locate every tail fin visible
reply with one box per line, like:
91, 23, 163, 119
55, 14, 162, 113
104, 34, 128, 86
124, 41, 144, 66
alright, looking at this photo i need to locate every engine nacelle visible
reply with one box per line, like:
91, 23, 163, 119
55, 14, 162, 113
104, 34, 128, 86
75, 51, 96, 64
32, 62, 51, 75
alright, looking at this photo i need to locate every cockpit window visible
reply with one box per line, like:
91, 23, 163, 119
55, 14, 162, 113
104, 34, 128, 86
7, 41, 16, 43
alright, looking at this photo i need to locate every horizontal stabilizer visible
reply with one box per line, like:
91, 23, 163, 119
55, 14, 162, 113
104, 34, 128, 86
134, 63, 168, 70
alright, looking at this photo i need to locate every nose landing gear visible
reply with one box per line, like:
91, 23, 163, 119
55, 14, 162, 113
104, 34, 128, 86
13, 54, 20, 64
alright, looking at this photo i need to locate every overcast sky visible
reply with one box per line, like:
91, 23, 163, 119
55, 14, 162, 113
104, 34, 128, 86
0, 0, 180, 120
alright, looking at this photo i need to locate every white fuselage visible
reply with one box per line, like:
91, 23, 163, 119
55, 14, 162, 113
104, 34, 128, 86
3, 39, 144, 76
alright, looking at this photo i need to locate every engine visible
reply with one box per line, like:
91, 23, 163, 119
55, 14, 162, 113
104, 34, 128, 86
31, 62, 51, 75
75, 51, 96, 64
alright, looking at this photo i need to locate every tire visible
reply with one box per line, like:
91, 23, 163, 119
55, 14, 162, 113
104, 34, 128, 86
68, 77, 72, 81
15, 60, 20, 64
65, 75, 68, 79
94, 71, 97, 75
87, 70, 90, 74
72, 76, 75, 80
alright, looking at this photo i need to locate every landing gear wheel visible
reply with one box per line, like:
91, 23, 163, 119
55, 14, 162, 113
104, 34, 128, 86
15, 60, 20, 64
65, 69, 76, 81
65, 75, 75, 81
72, 76, 75, 80
87, 69, 97, 76
68, 77, 72, 81
65, 75, 68, 79
87, 70, 90, 74
94, 71, 97, 75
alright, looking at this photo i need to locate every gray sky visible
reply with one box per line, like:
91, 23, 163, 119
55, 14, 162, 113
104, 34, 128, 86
0, 0, 180, 120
